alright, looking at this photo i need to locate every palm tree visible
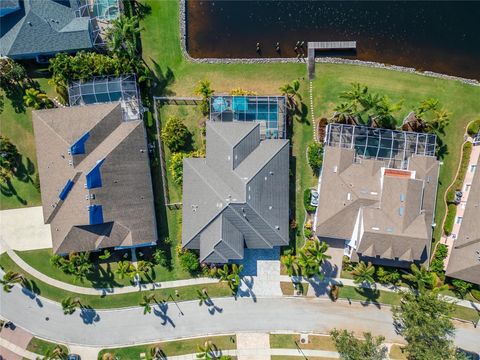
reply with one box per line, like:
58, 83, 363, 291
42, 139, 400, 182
196, 340, 217, 360
402, 264, 434, 291
306, 240, 331, 265
136, 260, 153, 279
279, 79, 302, 108
359, 92, 381, 113
197, 288, 209, 306
281, 250, 297, 276
217, 264, 230, 282
227, 264, 243, 294
149, 346, 162, 360
139, 293, 157, 314
425, 109, 450, 135
332, 103, 355, 124
373, 96, 402, 129
116, 261, 135, 280
1, 271, 25, 292
339, 82, 368, 113
416, 98, 439, 118
195, 79, 214, 116
296, 250, 318, 278
61, 296, 82, 315
43, 345, 68, 360
23, 88, 51, 109
105, 15, 143, 58
351, 261, 376, 287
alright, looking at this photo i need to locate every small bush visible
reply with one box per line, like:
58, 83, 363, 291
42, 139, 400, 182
161, 116, 191, 152
307, 142, 323, 174
430, 244, 448, 273
443, 203, 457, 235
451, 279, 472, 299
304, 228, 313, 239
342, 256, 354, 271
471, 288, 480, 301
178, 250, 200, 273
33, 173, 41, 192
467, 119, 480, 136
375, 266, 401, 286
153, 249, 168, 267
169, 152, 187, 185
303, 188, 316, 213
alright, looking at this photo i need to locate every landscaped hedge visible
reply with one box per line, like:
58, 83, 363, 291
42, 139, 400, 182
307, 142, 323, 175
471, 288, 480, 301
430, 243, 448, 273
444, 203, 457, 235
447, 141, 473, 203
467, 119, 480, 136
303, 188, 316, 213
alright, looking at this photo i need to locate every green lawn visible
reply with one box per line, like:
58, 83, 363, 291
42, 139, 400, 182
270, 334, 336, 351
98, 335, 236, 359
26, 337, 68, 357
0, 252, 231, 309
0, 66, 55, 210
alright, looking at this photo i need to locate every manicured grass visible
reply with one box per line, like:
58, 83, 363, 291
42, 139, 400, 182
280, 281, 309, 296
0, 253, 231, 309
270, 334, 336, 352
98, 335, 236, 359
338, 285, 402, 306
16, 248, 135, 288
0, 68, 55, 210
390, 344, 408, 360
26, 337, 68, 356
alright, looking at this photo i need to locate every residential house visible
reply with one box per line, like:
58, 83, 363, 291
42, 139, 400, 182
182, 121, 289, 263
32, 102, 157, 254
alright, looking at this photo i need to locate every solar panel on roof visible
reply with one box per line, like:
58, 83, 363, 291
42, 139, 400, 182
86, 159, 105, 189
59, 179, 74, 200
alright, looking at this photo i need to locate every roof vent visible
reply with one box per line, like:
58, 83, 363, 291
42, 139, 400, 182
333, 166, 338, 173
269, 206, 273, 210
400, 194, 405, 202
386, 227, 394, 233
370, 191, 378, 195
347, 193, 352, 201
270, 171, 274, 175
399, 207, 404, 216
275, 225, 280, 230
371, 227, 380, 231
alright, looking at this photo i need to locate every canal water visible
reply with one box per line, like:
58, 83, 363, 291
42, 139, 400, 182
186, 1, 480, 79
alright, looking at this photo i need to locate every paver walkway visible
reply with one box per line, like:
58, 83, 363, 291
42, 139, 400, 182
236, 333, 270, 360
0, 206, 52, 253
0, 338, 38, 360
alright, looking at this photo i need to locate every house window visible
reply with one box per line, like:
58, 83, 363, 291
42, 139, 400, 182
455, 216, 463, 225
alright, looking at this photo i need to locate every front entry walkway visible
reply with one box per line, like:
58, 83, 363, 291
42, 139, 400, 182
0, 206, 52, 253
236, 333, 270, 360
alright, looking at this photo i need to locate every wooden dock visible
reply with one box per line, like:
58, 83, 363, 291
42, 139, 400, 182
307, 41, 357, 80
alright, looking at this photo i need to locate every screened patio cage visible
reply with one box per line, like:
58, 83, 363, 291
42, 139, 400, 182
68, 74, 142, 121
209, 95, 287, 139
324, 124, 437, 169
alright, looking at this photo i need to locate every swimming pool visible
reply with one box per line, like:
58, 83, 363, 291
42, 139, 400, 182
210, 95, 286, 139
92, 0, 119, 20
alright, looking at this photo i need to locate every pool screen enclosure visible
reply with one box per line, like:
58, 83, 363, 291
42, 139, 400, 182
68, 74, 142, 120
210, 95, 287, 139
324, 123, 437, 169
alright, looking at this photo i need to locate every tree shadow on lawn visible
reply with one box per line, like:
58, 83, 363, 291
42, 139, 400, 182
150, 59, 176, 97
0, 180, 27, 205
354, 287, 382, 309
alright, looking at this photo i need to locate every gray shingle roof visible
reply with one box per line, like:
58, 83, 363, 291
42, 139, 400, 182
182, 122, 289, 263
0, 0, 92, 58
33, 103, 157, 254
446, 154, 480, 285
316, 144, 439, 267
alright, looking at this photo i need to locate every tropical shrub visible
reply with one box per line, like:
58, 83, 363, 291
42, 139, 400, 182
23, 88, 52, 109
195, 80, 214, 116
169, 152, 187, 185
342, 255, 354, 271
467, 119, 480, 136
451, 279, 472, 299
161, 116, 191, 152
375, 266, 400, 286
178, 249, 200, 273
153, 248, 168, 267
303, 188, 316, 213
0, 136, 19, 183
430, 244, 448, 274
330, 329, 387, 360
307, 142, 323, 174
229, 88, 257, 95
443, 204, 457, 235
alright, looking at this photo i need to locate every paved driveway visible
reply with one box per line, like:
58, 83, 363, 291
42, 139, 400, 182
0, 206, 51, 253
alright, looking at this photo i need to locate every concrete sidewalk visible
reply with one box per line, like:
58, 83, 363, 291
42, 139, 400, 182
0, 206, 52, 253
0, 338, 39, 360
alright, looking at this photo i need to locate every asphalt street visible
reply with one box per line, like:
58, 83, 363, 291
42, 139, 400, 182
1, 285, 478, 352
